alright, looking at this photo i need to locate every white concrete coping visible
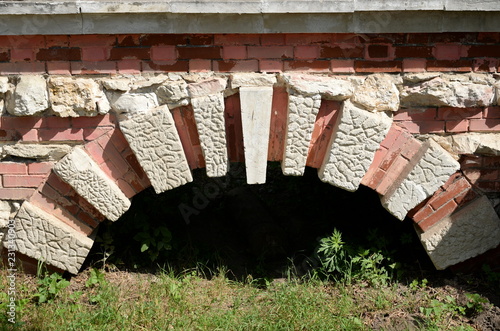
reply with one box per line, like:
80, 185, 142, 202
0, 1, 499, 34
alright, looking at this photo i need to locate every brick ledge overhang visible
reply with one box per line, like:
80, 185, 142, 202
0, 1, 500, 35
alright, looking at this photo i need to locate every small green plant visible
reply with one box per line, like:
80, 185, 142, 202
409, 278, 428, 291
34, 272, 70, 304
85, 268, 106, 288
134, 224, 173, 262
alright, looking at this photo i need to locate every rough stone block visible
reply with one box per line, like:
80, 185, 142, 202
419, 196, 500, 270
382, 140, 460, 220
53, 147, 131, 221
283, 73, 353, 100
231, 73, 277, 88
319, 100, 392, 191
239, 86, 273, 184
6, 75, 49, 116
191, 93, 229, 177
282, 92, 321, 176
7, 201, 93, 274
351, 74, 400, 112
119, 105, 193, 193
188, 78, 227, 98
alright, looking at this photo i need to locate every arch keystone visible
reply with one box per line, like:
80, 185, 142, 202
8, 201, 93, 274
118, 105, 193, 193
53, 147, 131, 222
319, 100, 392, 192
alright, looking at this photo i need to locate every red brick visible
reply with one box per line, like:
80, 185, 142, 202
214, 34, 259, 45
222, 46, 247, 60
261, 34, 286, 45
117, 59, 141, 74
380, 125, 403, 149
213, 60, 259, 72
376, 155, 409, 195
429, 177, 471, 210
473, 58, 498, 73
0, 49, 9, 62
18, 129, 39, 141
411, 204, 434, 223
481, 169, 500, 180
400, 138, 422, 160
71, 61, 117, 75
150, 46, 176, 61
395, 46, 433, 58
379, 137, 408, 171
469, 119, 500, 132
83, 127, 113, 141
366, 146, 389, 172
418, 200, 458, 232
46, 62, 71, 75
189, 59, 212, 72
330, 59, 355, 73
70, 35, 116, 47
454, 189, 479, 207
122, 169, 148, 193
28, 162, 54, 175
433, 44, 462, 60
177, 46, 222, 59
476, 181, 500, 192
467, 45, 500, 58
101, 144, 130, 177
0, 62, 46, 75
268, 86, 288, 161
140, 34, 188, 46
286, 34, 333, 45
459, 155, 482, 168
477, 32, 500, 43
10, 48, 34, 62
0, 187, 34, 200
82, 46, 110, 61
36, 48, 81, 61
84, 141, 106, 165
116, 179, 136, 198
426, 60, 472, 72
429, 33, 477, 44
294, 46, 319, 59
393, 108, 437, 121
43, 116, 72, 128
0, 129, 19, 141
71, 114, 116, 128
109, 129, 130, 153
45, 172, 72, 196
247, 46, 293, 59
123, 152, 151, 188
117, 35, 141, 47
38, 128, 84, 141
395, 121, 445, 134
362, 167, 386, 190
354, 60, 402, 73
484, 107, 500, 119
437, 107, 482, 120
142, 60, 189, 72
366, 44, 393, 59
5, 35, 45, 48
482, 156, 500, 168
0, 162, 27, 175
43, 35, 67, 47
446, 120, 469, 133
320, 44, 363, 58
224, 93, 245, 163
259, 60, 283, 72
462, 169, 481, 184
3, 175, 46, 188
2, 116, 43, 129
403, 59, 427, 73
188, 35, 214, 45
283, 60, 330, 72
76, 210, 101, 229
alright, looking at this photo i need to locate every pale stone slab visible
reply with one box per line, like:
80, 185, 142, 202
156, 80, 189, 104
8, 201, 93, 274
188, 78, 227, 98
382, 140, 460, 220
319, 100, 392, 191
231, 73, 277, 88
6, 75, 49, 116
0, 77, 9, 94
119, 105, 193, 193
419, 196, 500, 270
2, 143, 73, 161
53, 147, 131, 221
282, 93, 321, 176
239, 86, 274, 184
351, 74, 400, 112
283, 74, 354, 101
191, 93, 229, 177
108, 92, 159, 115
48, 77, 110, 117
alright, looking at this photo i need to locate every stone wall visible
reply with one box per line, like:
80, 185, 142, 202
0, 33, 499, 274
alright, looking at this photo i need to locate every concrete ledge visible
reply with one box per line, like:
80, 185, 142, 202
0, 1, 499, 34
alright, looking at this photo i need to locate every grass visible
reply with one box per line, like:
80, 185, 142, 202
1, 263, 495, 331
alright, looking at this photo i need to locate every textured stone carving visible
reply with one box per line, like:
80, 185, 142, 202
382, 140, 460, 220
401, 76, 495, 107
351, 74, 400, 112
419, 196, 500, 270
283, 74, 354, 100
9, 201, 93, 274
53, 147, 131, 221
6, 75, 49, 116
48, 77, 110, 117
119, 105, 193, 193
239, 86, 274, 184
191, 93, 229, 177
319, 100, 392, 191
282, 92, 321, 176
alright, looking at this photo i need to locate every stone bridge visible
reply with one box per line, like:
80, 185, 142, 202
0, 1, 500, 274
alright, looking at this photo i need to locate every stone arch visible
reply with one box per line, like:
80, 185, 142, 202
3, 73, 500, 274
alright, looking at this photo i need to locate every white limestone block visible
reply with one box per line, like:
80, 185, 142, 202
382, 140, 460, 220
282, 93, 321, 176
351, 74, 400, 112
319, 100, 392, 191
0, 76, 10, 94
108, 92, 159, 115
283, 74, 354, 101
6, 75, 49, 116
191, 93, 229, 177
119, 105, 193, 193
188, 78, 227, 98
419, 196, 500, 270
231, 73, 277, 88
53, 147, 131, 221
8, 201, 93, 274
239, 86, 274, 184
